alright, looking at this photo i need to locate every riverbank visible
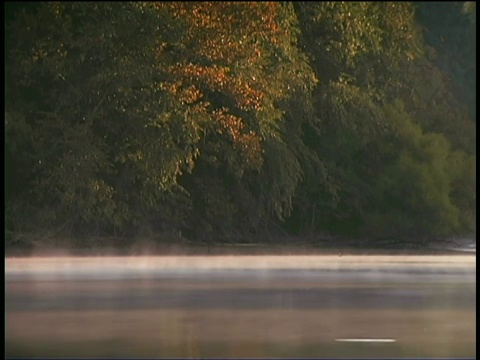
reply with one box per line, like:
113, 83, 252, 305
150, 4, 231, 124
5, 235, 475, 258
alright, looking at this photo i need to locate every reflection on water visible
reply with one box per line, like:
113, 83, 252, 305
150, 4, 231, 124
6, 307, 476, 358
5, 256, 476, 358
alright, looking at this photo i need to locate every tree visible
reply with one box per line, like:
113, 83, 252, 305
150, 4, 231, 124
6, 3, 204, 236
362, 101, 464, 239
290, 1, 475, 239
146, 2, 316, 237
6, 2, 316, 241
416, 2, 476, 121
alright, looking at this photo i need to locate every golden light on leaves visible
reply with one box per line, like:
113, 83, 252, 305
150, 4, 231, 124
151, 2, 294, 168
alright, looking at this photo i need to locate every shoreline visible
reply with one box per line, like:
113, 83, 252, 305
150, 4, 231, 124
5, 243, 476, 258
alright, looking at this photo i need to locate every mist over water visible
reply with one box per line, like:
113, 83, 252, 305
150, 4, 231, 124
6, 254, 475, 280
6, 255, 476, 358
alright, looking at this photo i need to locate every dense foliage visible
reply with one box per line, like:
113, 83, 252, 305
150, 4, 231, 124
5, 2, 476, 247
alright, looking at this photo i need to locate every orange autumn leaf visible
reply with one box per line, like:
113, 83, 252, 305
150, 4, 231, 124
151, 2, 297, 168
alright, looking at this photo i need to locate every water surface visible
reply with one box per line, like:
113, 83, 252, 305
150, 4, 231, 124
6, 255, 476, 358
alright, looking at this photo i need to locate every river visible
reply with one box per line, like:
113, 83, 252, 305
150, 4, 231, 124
5, 255, 476, 358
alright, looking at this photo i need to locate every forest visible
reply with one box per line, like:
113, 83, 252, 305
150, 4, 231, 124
5, 2, 476, 249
